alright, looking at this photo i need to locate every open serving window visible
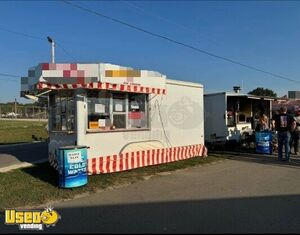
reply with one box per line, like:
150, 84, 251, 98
49, 90, 75, 132
87, 90, 149, 132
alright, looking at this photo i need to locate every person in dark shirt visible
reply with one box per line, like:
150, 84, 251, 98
274, 106, 296, 162
290, 109, 300, 155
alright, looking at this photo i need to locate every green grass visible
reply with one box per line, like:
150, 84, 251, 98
0, 154, 225, 210
0, 120, 48, 144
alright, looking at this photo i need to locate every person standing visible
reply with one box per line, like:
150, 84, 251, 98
259, 112, 269, 131
274, 106, 296, 162
270, 119, 276, 132
290, 109, 300, 155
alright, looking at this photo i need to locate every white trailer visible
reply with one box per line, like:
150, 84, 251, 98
204, 90, 274, 144
21, 62, 207, 174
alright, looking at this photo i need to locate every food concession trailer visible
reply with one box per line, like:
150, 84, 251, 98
204, 89, 274, 144
21, 62, 207, 175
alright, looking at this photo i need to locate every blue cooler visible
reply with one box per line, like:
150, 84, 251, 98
255, 131, 272, 154
58, 145, 88, 188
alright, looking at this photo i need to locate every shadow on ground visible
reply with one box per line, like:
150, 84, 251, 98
210, 150, 300, 169
21, 162, 58, 187
0, 142, 48, 168
1, 194, 300, 234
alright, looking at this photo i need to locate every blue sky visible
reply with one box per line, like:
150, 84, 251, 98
0, 1, 300, 103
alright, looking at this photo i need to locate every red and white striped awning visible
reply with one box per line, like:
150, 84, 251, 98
37, 82, 166, 95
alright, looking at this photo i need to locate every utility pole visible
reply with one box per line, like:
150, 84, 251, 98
14, 98, 17, 114
241, 80, 244, 92
47, 36, 55, 63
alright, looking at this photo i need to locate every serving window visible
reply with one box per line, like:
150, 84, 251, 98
87, 90, 111, 130
87, 90, 149, 131
128, 93, 148, 128
49, 91, 75, 132
226, 96, 253, 127
112, 93, 126, 129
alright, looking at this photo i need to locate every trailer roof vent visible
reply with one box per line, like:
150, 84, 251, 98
233, 86, 241, 93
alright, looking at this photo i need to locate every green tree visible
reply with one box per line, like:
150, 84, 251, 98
248, 87, 277, 97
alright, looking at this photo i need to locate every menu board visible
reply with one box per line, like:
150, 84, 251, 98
95, 104, 105, 113
115, 103, 124, 112
98, 119, 106, 127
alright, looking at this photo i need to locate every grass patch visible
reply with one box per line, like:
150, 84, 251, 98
0, 120, 48, 144
0, 154, 225, 210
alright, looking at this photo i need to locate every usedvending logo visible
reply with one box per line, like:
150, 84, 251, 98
4, 206, 61, 231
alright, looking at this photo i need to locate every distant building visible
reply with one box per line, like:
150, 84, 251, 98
288, 91, 300, 99
272, 98, 300, 115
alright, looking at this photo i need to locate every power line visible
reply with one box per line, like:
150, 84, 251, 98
0, 73, 20, 78
56, 42, 77, 61
123, 1, 206, 35
123, 1, 183, 27
123, 1, 223, 47
62, 1, 300, 84
0, 73, 20, 82
0, 25, 45, 41
0, 79, 19, 83
0, 25, 77, 61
